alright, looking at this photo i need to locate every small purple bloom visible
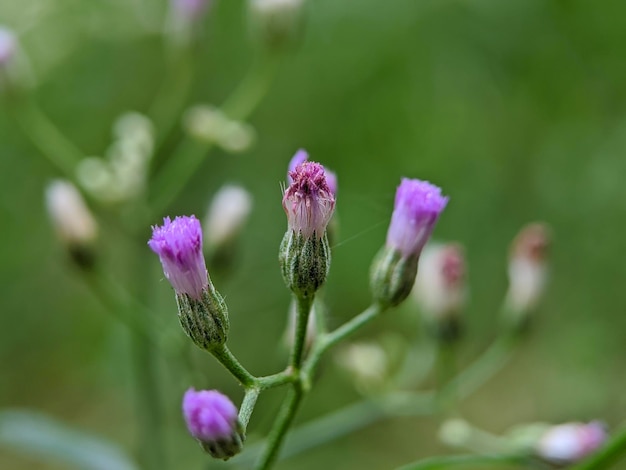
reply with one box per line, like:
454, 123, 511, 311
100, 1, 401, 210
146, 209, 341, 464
287, 149, 337, 196
148, 215, 208, 300
283, 161, 336, 239
386, 178, 448, 259
183, 388, 238, 442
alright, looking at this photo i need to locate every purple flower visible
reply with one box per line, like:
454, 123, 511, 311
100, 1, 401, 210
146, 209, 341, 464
386, 178, 448, 259
287, 149, 337, 196
148, 216, 208, 300
283, 161, 336, 239
183, 388, 238, 442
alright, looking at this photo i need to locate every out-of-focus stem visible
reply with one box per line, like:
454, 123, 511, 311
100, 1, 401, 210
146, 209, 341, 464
290, 295, 313, 372
11, 98, 83, 178
395, 453, 536, 470
150, 52, 281, 215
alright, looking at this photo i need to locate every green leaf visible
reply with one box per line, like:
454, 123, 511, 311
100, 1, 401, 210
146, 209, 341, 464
0, 409, 138, 470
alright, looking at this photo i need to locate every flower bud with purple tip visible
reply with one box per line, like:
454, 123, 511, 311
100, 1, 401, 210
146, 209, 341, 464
183, 388, 244, 460
279, 160, 335, 298
149, 216, 229, 350
536, 422, 606, 465
371, 178, 448, 307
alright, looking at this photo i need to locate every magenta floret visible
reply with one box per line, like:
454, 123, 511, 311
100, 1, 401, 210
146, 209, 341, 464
182, 388, 238, 442
148, 215, 208, 300
386, 178, 448, 258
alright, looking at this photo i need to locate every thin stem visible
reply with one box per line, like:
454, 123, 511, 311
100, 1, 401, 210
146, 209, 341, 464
440, 333, 519, 403
254, 387, 303, 470
257, 371, 295, 390
239, 388, 261, 431
131, 333, 164, 470
435, 340, 457, 410
324, 303, 386, 350
11, 98, 84, 178
395, 453, 534, 470
302, 303, 386, 382
211, 344, 256, 388
572, 423, 626, 470
150, 52, 280, 215
290, 295, 313, 372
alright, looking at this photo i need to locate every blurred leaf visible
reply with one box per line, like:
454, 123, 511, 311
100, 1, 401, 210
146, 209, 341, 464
0, 409, 138, 470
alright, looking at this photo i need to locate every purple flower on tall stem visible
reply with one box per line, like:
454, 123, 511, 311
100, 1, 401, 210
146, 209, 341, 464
182, 388, 243, 459
148, 215, 208, 300
386, 178, 448, 259
283, 161, 336, 239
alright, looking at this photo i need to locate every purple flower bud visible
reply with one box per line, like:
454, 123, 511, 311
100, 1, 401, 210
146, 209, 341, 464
283, 161, 336, 239
287, 149, 337, 196
0, 27, 16, 67
386, 178, 448, 259
148, 216, 208, 300
182, 388, 243, 460
536, 422, 606, 464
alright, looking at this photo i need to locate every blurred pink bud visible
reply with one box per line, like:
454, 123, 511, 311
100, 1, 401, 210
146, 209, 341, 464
536, 422, 606, 464
506, 223, 550, 314
414, 243, 467, 320
0, 27, 16, 67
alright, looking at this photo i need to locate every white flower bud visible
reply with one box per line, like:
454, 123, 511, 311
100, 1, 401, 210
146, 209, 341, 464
204, 184, 253, 251
536, 422, 606, 465
45, 180, 98, 267
505, 223, 550, 322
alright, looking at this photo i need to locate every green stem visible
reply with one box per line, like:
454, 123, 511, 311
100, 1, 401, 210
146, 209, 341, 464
131, 333, 164, 470
435, 340, 457, 410
302, 303, 386, 383
150, 52, 280, 215
254, 387, 303, 470
239, 388, 261, 431
290, 295, 313, 372
11, 98, 83, 178
440, 333, 518, 403
572, 424, 626, 470
211, 344, 256, 388
395, 453, 534, 470
257, 371, 295, 390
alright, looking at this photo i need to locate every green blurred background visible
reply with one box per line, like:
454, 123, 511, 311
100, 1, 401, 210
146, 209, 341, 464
2, 0, 626, 468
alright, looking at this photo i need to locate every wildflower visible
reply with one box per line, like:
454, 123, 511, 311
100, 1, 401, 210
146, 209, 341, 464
504, 223, 550, 328
536, 422, 606, 465
149, 216, 229, 350
204, 184, 253, 252
45, 180, 98, 268
371, 178, 448, 307
182, 388, 244, 460
173, 0, 211, 21
287, 149, 337, 196
413, 243, 467, 340
279, 160, 335, 297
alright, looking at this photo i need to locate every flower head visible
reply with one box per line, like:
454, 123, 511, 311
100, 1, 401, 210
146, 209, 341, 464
414, 243, 467, 340
183, 388, 243, 460
204, 184, 253, 250
506, 222, 550, 315
173, 0, 211, 20
283, 161, 335, 239
386, 178, 448, 259
287, 149, 337, 196
148, 216, 208, 300
536, 422, 606, 464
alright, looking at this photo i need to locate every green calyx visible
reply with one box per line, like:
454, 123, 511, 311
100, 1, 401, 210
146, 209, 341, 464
279, 230, 331, 298
370, 246, 419, 308
176, 286, 230, 351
